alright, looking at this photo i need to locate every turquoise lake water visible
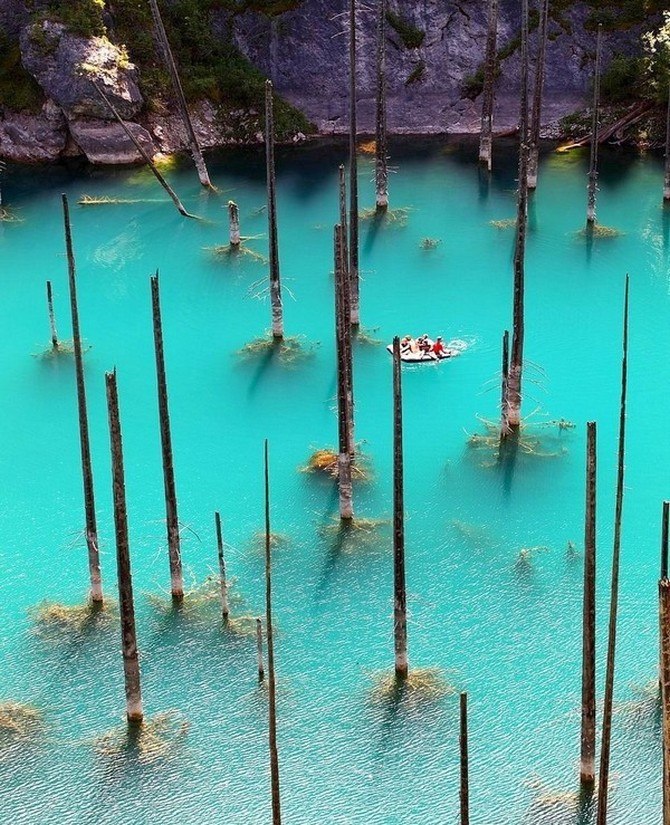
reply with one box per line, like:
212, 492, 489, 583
0, 138, 668, 824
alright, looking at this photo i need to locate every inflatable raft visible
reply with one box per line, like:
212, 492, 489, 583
387, 345, 460, 363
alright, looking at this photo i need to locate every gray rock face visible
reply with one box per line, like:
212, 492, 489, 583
68, 119, 155, 164
0, 99, 67, 162
20, 20, 143, 120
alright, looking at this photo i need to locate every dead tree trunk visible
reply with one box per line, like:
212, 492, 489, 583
460, 692, 470, 825
338, 167, 355, 456
479, 0, 499, 171
392, 337, 408, 681
92, 81, 194, 218
257, 617, 265, 682
264, 441, 282, 824
148, 0, 211, 187
581, 420, 597, 786
150, 272, 184, 601
596, 274, 630, 825
46, 280, 59, 350
228, 201, 241, 247
334, 225, 353, 520
375, 0, 389, 210
500, 329, 509, 427
105, 370, 143, 724
349, 0, 360, 326
587, 25, 603, 226
527, 0, 550, 190
265, 81, 284, 340
664, 84, 670, 203
62, 194, 102, 604
501, 0, 529, 439
215, 511, 229, 622
660, 502, 670, 825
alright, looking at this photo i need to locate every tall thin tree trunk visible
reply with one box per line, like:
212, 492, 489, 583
338, 167, 355, 456
264, 441, 282, 824
148, 0, 211, 187
105, 370, 143, 724
92, 81, 194, 218
392, 337, 408, 681
527, 0, 550, 190
62, 194, 103, 604
265, 80, 284, 339
479, 0, 499, 171
596, 274, 630, 825
349, 0, 360, 326
459, 692, 470, 825
581, 420, 597, 786
375, 0, 389, 210
587, 25, 603, 226
664, 84, 670, 203
150, 272, 184, 601
215, 511, 229, 622
335, 225, 354, 520
501, 0, 529, 438
46, 280, 59, 350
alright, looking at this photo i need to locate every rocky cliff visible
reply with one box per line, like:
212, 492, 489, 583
0, 0, 657, 164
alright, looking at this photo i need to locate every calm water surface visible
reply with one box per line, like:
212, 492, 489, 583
0, 138, 668, 824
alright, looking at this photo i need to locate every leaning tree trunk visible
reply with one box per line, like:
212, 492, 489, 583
349, 0, 360, 326
265, 81, 284, 340
479, 0, 499, 171
527, 0, 550, 190
501, 0, 529, 439
375, 0, 389, 211
148, 0, 211, 187
587, 25, 603, 226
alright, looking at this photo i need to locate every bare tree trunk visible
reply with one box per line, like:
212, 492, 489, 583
459, 692, 470, 825
62, 194, 102, 604
661, 575, 670, 825
501, 0, 529, 438
587, 25, 603, 226
148, 0, 211, 187
479, 0, 499, 171
264, 441, 282, 824
265, 81, 284, 339
150, 272, 184, 601
257, 617, 265, 682
228, 201, 241, 247
375, 0, 389, 210
338, 167, 355, 456
349, 0, 360, 326
335, 225, 353, 520
500, 329, 509, 426
581, 420, 597, 786
392, 337, 408, 681
215, 511, 229, 622
664, 84, 670, 203
596, 274, 630, 825
527, 0, 550, 190
105, 370, 143, 724
46, 280, 59, 350
92, 81, 194, 218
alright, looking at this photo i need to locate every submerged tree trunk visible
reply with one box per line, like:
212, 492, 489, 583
659, 502, 670, 825
338, 167, 355, 456
596, 275, 630, 825
265, 81, 284, 339
349, 0, 360, 326
228, 201, 241, 247
46, 280, 59, 350
479, 0, 499, 171
527, 0, 550, 190
62, 194, 103, 604
148, 0, 211, 187
215, 511, 229, 622
501, 0, 529, 438
334, 224, 353, 520
587, 25, 603, 226
375, 0, 389, 210
581, 421, 597, 786
392, 337, 408, 681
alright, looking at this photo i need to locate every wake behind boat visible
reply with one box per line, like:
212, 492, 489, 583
387, 335, 465, 363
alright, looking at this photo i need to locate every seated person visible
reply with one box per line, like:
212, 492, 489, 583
418, 334, 431, 353
432, 336, 447, 357
400, 335, 412, 353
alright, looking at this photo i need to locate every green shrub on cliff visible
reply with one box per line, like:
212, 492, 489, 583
0, 33, 44, 113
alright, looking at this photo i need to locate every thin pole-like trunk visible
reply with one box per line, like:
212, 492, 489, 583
335, 225, 353, 520
349, 0, 360, 326
62, 194, 102, 604
479, 0, 499, 171
338, 168, 355, 454
92, 81, 194, 218
105, 370, 143, 724
527, 0, 550, 190
501, 0, 529, 438
664, 84, 670, 202
500, 329, 509, 422
581, 420, 597, 786
375, 0, 388, 210
215, 511, 229, 622
46, 280, 59, 350
257, 616, 265, 682
264, 441, 282, 824
150, 272, 183, 601
265, 81, 284, 339
228, 201, 241, 247
660, 502, 670, 825
392, 337, 408, 680
148, 0, 211, 187
596, 274, 630, 825
587, 25, 603, 226
459, 692, 470, 825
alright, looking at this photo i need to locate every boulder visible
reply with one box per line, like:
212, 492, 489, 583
68, 118, 155, 165
0, 99, 67, 162
20, 20, 143, 120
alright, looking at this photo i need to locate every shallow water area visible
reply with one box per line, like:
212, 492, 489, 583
0, 137, 668, 823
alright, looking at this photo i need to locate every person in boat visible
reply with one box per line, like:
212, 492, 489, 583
431, 336, 447, 358
418, 334, 432, 354
409, 336, 420, 354
400, 335, 412, 354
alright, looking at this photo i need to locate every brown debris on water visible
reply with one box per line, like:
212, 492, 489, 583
420, 237, 442, 250
0, 703, 42, 742
237, 335, 317, 366
360, 206, 411, 226
94, 711, 188, 764
31, 599, 116, 638
369, 668, 454, 704
318, 516, 389, 553
489, 218, 516, 230
301, 448, 372, 481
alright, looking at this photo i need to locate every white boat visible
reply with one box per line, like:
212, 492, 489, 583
386, 344, 460, 363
